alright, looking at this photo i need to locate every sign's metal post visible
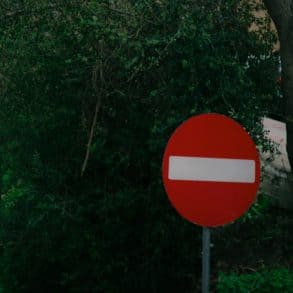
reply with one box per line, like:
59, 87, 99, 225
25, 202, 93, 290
202, 227, 211, 293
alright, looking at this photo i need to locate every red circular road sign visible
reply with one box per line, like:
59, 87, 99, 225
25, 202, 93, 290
162, 113, 260, 227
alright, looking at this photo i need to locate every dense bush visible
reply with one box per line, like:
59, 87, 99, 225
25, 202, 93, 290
217, 268, 293, 293
0, 1, 280, 292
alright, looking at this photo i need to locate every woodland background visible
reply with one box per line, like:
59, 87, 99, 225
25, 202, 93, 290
0, 1, 292, 292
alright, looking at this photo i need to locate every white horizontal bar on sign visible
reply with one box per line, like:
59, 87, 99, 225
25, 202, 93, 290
168, 156, 255, 183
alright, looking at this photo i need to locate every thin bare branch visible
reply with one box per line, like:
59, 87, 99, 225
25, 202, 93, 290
80, 61, 103, 177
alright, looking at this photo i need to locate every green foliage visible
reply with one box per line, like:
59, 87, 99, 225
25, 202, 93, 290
239, 192, 271, 223
0, 0, 282, 292
217, 268, 293, 293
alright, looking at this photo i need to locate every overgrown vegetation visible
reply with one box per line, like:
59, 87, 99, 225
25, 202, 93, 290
0, 1, 288, 292
217, 268, 293, 292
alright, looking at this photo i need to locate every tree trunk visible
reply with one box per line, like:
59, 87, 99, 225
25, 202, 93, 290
263, 0, 293, 208
281, 30, 293, 208
282, 32, 293, 165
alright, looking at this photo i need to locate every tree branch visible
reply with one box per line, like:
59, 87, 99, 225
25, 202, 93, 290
80, 60, 103, 177
80, 94, 102, 177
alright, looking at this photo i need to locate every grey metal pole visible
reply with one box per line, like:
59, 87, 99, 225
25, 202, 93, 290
202, 227, 211, 293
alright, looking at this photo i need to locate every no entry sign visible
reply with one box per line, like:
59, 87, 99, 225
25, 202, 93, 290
162, 113, 260, 227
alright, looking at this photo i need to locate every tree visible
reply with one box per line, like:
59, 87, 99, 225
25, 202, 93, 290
263, 0, 293, 208
262, 1, 293, 162
0, 1, 279, 291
